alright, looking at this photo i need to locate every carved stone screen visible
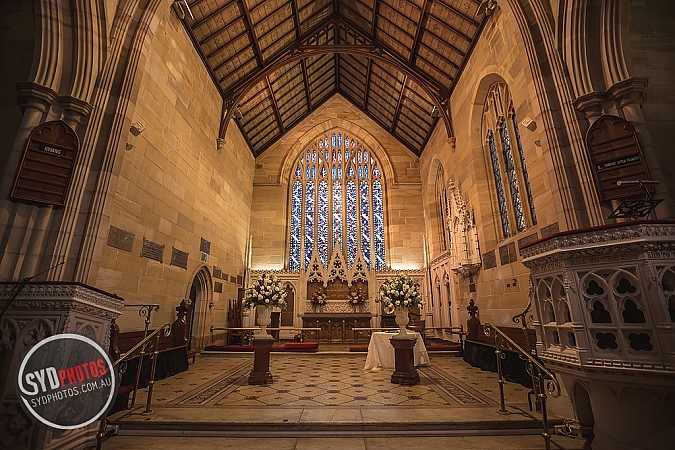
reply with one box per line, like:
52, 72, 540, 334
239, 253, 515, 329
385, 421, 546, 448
11, 121, 79, 206
586, 115, 652, 201
107, 226, 134, 252
171, 248, 189, 269
141, 239, 164, 263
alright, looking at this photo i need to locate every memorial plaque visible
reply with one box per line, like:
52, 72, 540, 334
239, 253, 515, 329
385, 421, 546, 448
200, 237, 211, 254
236, 275, 243, 286
171, 247, 189, 269
482, 250, 497, 269
213, 266, 222, 279
518, 232, 539, 255
541, 222, 560, 238
499, 242, 517, 265
214, 281, 223, 293
222, 273, 229, 283
141, 238, 164, 263
230, 275, 237, 283
11, 121, 79, 206
586, 115, 653, 201
107, 226, 134, 252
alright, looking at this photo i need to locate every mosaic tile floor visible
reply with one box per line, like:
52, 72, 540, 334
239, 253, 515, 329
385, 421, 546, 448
136, 353, 530, 410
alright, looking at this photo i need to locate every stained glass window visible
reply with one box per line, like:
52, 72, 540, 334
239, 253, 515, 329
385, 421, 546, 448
346, 180, 358, 267
290, 133, 385, 270
489, 131, 511, 238
289, 181, 302, 270
511, 110, 537, 225
304, 181, 315, 267
373, 180, 385, 270
499, 119, 525, 232
484, 82, 538, 241
359, 180, 371, 267
318, 180, 329, 265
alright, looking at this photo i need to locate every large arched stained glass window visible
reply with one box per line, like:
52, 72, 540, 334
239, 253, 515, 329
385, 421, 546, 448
482, 82, 537, 240
288, 132, 386, 271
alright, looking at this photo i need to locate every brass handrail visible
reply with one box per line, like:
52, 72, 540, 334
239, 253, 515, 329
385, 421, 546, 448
483, 322, 560, 450
123, 303, 159, 409
96, 322, 171, 450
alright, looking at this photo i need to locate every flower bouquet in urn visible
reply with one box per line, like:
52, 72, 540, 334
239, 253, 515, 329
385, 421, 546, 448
311, 287, 328, 305
379, 273, 423, 314
243, 273, 288, 310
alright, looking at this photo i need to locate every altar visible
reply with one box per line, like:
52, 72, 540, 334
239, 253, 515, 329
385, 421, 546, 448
301, 313, 373, 342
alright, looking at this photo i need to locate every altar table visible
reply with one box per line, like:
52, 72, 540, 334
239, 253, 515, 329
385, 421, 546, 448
364, 331, 430, 370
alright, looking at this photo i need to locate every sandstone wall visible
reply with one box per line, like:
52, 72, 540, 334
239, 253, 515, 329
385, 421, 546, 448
93, 9, 254, 340
420, 4, 564, 326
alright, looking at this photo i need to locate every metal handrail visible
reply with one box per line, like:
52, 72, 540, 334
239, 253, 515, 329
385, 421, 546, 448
123, 303, 159, 409
483, 322, 560, 450
96, 322, 171, 450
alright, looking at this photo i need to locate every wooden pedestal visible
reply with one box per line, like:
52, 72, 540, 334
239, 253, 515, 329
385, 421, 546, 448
248, 336, 274, 385
390, 336, 420, 386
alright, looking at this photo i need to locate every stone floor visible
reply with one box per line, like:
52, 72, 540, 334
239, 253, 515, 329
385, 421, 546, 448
105, 352, 590, 449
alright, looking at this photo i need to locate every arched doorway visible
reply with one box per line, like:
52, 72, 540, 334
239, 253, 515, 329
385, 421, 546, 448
187, 266, 212, 350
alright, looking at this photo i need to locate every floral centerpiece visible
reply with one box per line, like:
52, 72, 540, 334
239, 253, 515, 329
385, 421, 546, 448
379, 273, 423, 335
243, 273, 287, 337
311, 287, 327, 306
349, 288, 366, 305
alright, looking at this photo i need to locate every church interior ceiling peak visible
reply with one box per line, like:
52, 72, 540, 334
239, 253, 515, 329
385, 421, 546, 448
183, 0, 488, 156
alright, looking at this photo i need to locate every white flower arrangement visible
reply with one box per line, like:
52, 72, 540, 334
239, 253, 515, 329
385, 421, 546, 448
243, 273, 288, 310
379, 273, 423, 314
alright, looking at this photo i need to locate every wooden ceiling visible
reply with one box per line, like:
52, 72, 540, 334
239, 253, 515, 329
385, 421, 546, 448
184, 0, 487, 156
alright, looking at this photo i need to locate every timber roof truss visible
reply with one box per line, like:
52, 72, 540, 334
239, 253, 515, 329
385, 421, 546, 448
185, 0, 488, 156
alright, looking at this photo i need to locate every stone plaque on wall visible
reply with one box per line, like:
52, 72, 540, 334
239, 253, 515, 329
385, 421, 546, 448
236, 275, 243, 286
482, 250, 497, 269
107, 226, 134, 252
171, 248, 188, 269
200, 237, 211, 254
499, 242, 517, 265
213, 266, 222, 279
230, 275, 237, 283
214, 281, 223, 293
141, 238, 164, 263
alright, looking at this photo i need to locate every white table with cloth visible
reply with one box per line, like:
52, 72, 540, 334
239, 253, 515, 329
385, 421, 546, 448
363, 331, 430, 370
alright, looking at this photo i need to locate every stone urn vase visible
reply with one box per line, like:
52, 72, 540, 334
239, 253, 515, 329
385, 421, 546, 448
256, 305, 272, 337
394, 308, 409, 336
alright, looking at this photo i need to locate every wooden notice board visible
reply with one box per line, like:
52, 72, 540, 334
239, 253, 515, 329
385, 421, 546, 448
11, 121, 79, 206
586, 115, 652, 201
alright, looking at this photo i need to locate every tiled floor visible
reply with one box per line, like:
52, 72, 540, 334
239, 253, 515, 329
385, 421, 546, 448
134, 353, 530, 409
108, 353, 591, 449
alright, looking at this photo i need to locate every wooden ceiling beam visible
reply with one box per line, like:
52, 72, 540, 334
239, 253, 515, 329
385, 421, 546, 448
370, 0, 379, 38
290, 0, 303, 40
390, 75, 408, 134
409, 0, 430, 65
266, 76, 285, 133
238, 0, 263, 68
363, 57, 373, 109
300, 59, 312, 106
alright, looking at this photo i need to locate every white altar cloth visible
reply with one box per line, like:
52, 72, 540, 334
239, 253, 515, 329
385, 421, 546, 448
363, 331, 430, 370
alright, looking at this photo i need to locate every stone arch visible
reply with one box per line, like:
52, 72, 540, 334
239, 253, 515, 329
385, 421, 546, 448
186, 265, 213, 350
276, 120, 398, 186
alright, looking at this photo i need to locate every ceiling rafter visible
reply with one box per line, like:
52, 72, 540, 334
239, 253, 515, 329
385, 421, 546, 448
265, 76, 285, 133
436, 0, 480, 27
238, 0, 263, 67
391, 75, 408, 133
409, 0, 430, 65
